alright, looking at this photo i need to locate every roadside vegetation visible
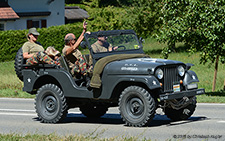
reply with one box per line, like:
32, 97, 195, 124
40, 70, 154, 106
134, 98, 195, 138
0, 133, 145, 141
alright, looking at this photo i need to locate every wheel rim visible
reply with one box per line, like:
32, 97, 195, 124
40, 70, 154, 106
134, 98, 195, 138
126, 96, 144, 119
42, 94, 58, 116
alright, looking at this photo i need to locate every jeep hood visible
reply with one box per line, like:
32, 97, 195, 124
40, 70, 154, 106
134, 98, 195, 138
104, 58, 185, 75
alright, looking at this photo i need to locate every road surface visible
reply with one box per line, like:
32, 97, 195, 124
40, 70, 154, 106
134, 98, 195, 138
0, 98, 224, 140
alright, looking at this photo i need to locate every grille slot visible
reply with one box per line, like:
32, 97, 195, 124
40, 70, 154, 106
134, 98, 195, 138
163, 66, 179, 92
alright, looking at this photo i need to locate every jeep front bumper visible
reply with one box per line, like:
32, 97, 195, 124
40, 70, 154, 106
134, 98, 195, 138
159, 88, 205, 101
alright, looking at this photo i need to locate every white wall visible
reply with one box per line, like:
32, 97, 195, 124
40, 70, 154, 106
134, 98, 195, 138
5, 0, 65, 30
47, 0, 65, 27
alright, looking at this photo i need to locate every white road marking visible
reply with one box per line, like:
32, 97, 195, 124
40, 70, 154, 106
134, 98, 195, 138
0, 109, 34, 112
0, 108, 82, 117
217, 121, 225, 123
0, 98, 34, 101
0, 112, 36, 116
0, 108, 36, 116
197, 103, 225, 106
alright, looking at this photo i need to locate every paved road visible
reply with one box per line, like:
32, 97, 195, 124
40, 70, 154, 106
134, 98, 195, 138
0, 98, 224, 140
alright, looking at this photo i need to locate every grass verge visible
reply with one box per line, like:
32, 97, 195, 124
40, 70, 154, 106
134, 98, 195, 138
0, 133, 144, 141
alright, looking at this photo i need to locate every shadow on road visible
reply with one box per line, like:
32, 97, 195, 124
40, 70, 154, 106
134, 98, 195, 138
34, 113, 208, 127
149, 114, 208, 127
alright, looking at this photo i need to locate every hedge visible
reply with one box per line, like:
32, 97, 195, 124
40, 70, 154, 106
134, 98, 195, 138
0, 22, 84, 62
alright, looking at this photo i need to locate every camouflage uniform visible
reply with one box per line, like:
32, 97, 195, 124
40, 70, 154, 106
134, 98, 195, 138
62, 45, 89, 76
22, 41, 59, 65
26, 51, 60, 65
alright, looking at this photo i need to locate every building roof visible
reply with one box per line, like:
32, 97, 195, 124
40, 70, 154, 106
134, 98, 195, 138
65, 6, 89, 20
0, 7, 19, 20
17, 11, 51, 17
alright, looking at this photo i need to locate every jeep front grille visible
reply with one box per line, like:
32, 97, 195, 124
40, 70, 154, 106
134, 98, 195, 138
162, 66, 180, 92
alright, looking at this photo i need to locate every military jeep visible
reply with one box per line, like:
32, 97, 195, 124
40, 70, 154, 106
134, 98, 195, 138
15, 30, 205, 127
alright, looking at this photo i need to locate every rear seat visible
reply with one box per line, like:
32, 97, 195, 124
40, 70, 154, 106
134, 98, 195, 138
59, 55, 70, 72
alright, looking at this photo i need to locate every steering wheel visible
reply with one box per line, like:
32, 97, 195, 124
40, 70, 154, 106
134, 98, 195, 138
113, 45, 126, 51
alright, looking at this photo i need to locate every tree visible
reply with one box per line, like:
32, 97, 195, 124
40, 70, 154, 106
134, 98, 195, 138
157, 0, 225, 91
124, 0, 163, 38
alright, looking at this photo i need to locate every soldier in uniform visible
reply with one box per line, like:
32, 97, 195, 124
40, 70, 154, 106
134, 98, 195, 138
89, 35, 117, 66
62, 21, 90, 83
22, 27, 60, 65
91, 36, 113, 53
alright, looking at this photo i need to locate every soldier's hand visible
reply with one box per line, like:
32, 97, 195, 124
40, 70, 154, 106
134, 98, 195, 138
83, 21, 87, 31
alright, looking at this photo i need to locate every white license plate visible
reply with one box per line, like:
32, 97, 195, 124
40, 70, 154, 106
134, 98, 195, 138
173, 84, 180, 92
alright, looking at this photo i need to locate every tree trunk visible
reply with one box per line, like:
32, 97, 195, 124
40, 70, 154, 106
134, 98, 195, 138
212, 55, 219, 92
224, 78, 225, 90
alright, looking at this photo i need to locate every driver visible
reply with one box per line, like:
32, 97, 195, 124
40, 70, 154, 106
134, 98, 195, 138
91, 36, 113, 53
89, 35, 117, 66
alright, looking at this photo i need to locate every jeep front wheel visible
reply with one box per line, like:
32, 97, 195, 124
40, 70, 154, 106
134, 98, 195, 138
119, 86, 156, 127
35, 84, 68, 123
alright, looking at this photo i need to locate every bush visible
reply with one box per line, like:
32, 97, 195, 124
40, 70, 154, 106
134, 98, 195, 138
0, 23, 84, 62
86, 6, 127, 32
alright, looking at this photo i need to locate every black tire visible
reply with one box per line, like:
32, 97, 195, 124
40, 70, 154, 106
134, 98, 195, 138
14, 48, 24, 81
80, 105, 108, 118
164, 97, 197, 121
119, 86, 156, 127
35, 84, 68, 123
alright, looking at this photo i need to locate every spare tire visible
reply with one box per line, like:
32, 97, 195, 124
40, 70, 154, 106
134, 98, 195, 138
14, 48, 24, 81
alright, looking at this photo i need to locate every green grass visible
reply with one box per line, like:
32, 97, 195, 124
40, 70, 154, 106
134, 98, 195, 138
0, 38, 224, 102
0, 132, 147, 141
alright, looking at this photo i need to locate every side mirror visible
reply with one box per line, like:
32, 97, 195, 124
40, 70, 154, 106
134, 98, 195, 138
186, 63, 194, 70
139, 37, 145, 44
80, 41, 87, 49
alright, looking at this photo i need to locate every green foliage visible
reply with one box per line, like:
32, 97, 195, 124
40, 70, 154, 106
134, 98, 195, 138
124, 0, 163, 38
157, 0, 225, 64
86, 6, 127, 31
0, 23, 84, 62
0, 30, 27, 61
83, 0, 120, 8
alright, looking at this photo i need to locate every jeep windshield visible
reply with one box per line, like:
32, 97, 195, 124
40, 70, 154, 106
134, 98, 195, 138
85, 30, 143, 54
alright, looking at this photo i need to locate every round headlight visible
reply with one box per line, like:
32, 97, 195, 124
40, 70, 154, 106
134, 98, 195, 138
178, 65, 185, 77
155, 68, 163, 79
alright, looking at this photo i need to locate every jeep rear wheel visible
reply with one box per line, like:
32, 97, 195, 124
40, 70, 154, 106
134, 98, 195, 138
35, 84, 68, 123
80, 105, 108, 118
119, 86, 156, 127
164, 97, 197, 121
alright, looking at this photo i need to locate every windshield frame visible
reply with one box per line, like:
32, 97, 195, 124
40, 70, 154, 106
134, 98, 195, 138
83, 30, 144, 65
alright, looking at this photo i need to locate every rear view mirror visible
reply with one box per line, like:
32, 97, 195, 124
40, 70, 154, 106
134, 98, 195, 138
186, 63, 194, 70
139, 37, 145, 44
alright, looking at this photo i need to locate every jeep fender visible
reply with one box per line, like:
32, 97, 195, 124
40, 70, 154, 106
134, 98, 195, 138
116, 75, 162, 90
183, 70, 199, 85
101, 75, 161, 99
